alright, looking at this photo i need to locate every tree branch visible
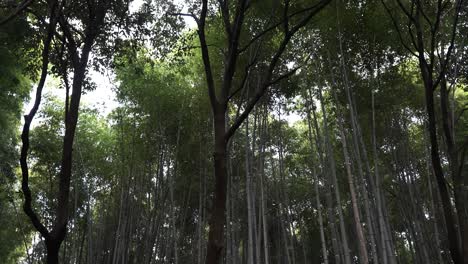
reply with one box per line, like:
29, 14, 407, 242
218, 0, 232, 41
221, 0, 249, 101
168, 12, 200, 25
380, 0, 418, 56
0, 0, 34, 26
197, 0, 219, 111
239, 0, 326, 53
20, 0, 60, 240
58, 15, 80, 68
268, 59, 308, 86
434, 0, 464, 89
226, 0, 330, 141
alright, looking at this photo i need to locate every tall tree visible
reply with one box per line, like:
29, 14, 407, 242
176, 1, 331, 263
382, 1, 467, 263
17, 0, 127, 262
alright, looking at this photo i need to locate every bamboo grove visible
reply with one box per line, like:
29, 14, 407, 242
0, 0, 467, 264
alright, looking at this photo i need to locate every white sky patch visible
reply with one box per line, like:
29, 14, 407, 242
272, 95, 306, 126
24, 68, 119, 124
84, 69, 119, 116
174, 0, 197, 29
129, 0, 144, 13
286, 61, 296, 70
286, 111, 302, 125
182, 15, 197, 29
23, 76, 63, 128
131, 0, 197, 28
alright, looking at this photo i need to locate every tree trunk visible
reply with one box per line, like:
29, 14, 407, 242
310, 98, 342, 263
259, 106, 270, 264
245, 117, 255, 264
46, 239, 60, 264
305, 98, 329, 264
318, 86, 352, 264
336, 99, 369, 264
206, 111, 228, 264
371, 91, 397, 264
440, 78, 468, 264
313, 166, 329, 264
170, 125, 182, 264
253, 112, 262, 264
337, 38, 378, 264
260, 152, 270, 264
198, 159, 205, 264
422, 74, 463, 264
335, 3, 382, 259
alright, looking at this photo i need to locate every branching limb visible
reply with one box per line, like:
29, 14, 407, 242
239, 0, 327, 53
415, 0, 433, 29
434, 0, 464, 89
196, 0, 219, 111
20, 0, 60, 241
226, 0, 330, 141
429, 0, 443, 67
168, 12, 200, 25
380, 0, 417, 56
268, 58, 308, 86
221, 0, 249, 100
218, 0, 232, 41
0, 0, 34, 26
228, 58, 256, 101
58, 15, 80, 67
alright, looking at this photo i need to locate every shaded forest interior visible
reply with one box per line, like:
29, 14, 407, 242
0, 0, 467, 263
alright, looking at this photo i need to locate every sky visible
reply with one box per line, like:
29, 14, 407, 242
24, 68, 118, 127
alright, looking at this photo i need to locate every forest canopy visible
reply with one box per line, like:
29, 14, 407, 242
0, 0, 467, 264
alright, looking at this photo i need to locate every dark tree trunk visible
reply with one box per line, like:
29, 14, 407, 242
440, 78, 468, 264
422, 73, 463, 264
20, 1, 108, 261
46, 239, 61, 264
195, 2, 331, 263
206, 111, 228, 264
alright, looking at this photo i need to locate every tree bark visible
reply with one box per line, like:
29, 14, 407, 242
310, 98, 342, 263
19, 1, 110, 262
381, 1, 465, 261
422, 72, 463, 264
195, 2, 331, 263
318, 87, 352, 264
305, 96, 329, 264
335, 95, 369, 264
245, 116, 255, 264
258, 106, 270, 264
440, 78, 468, 264
371, 91, 397, 264
46, 239, 60, 264
205, 111, 228, 264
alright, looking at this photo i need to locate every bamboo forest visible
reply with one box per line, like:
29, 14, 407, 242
0, 0, 467, 263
